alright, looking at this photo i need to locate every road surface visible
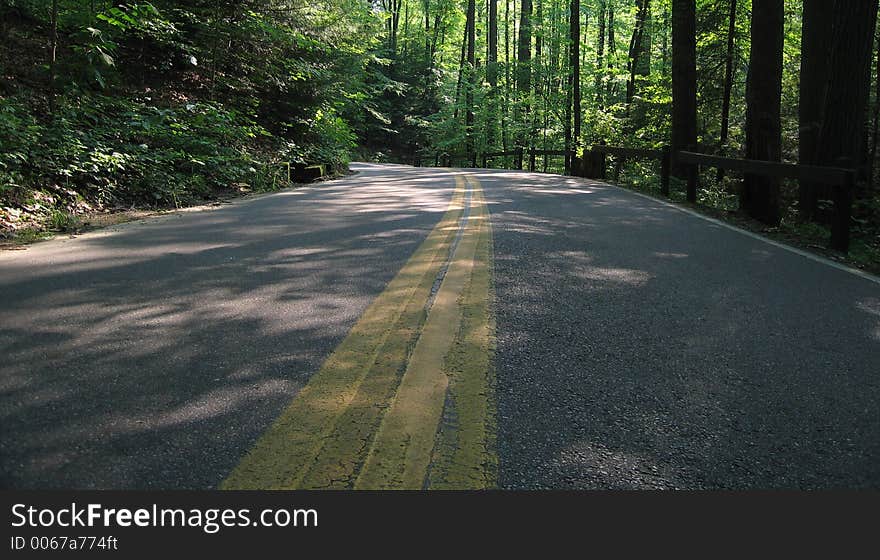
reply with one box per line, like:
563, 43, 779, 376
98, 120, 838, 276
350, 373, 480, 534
1, 163, 878, 489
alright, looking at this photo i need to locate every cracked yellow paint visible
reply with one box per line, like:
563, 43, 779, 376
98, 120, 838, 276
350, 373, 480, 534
221, 172, 496, 490
427, 178, 497, 489
355, 177, 490, 489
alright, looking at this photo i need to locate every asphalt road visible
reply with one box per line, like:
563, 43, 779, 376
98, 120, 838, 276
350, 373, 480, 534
0, 163, 456, 488
478, 169, 880, 489
2, 163, 878, 489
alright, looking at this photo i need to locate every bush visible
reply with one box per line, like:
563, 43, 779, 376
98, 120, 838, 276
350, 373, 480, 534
0, 93, 282, 210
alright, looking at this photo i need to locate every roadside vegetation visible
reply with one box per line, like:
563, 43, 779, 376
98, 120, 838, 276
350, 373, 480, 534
1, 0, 373, 239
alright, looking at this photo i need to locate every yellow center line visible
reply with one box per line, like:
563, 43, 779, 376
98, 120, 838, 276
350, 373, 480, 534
355, 177, 486, 489
221, 172, 496, 490
427, 176, 496, 489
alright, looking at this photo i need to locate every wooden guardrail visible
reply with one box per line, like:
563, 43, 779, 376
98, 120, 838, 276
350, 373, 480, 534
585, 144, 671, 196
675, 150, 855, 251
426, 145, 668, 185
421, 145, 856, 252
431, 153, 477, 168
481, 149, 522, 168
429, 148, 573, 170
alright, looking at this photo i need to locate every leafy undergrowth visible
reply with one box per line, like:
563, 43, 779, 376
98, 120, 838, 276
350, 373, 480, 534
0, 94, 346, 244
1, 1, 363, 245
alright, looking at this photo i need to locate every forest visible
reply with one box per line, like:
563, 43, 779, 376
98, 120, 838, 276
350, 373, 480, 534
1, 1, 878, 267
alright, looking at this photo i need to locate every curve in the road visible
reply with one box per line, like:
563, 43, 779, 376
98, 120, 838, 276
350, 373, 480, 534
2, 162, 877, 490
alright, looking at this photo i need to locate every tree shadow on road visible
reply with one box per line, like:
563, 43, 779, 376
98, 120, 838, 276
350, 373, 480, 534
0, 165, 460, 489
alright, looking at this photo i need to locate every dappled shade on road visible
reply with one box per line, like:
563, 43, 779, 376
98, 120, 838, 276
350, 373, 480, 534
0, 164, 457, 488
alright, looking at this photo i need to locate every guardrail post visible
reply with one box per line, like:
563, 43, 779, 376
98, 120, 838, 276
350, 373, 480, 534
660, 146, 671, 197
686, 146, 698, 202
583, 147, 595, 178
830, 169, 853, 252
686, 164, 698, 202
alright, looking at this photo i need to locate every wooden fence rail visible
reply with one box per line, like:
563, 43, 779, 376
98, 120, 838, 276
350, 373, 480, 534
675, 150, 855, 251
420, 145, 856, 252
586, 144, 671, 196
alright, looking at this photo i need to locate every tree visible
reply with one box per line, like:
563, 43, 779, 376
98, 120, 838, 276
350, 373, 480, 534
798, 0, 836, 221
595, 0, 606, 107
813, 1, 879, 221
717, 0, 737, 181
487, 0, 499, 149
515, 0, 532, 159
571, 0, 580, 147
741, 0, 783, 225
605, 1, 616, 103
466, 0, 476, 163
626, 0, 650, 107
383, 0, 404, 54
871, 25, 880, 193
671, 0, 697, 178
48, 0, 58, 112
566, 0, 580, 172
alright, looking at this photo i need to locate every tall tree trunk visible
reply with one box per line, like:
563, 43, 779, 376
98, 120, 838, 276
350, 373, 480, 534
626, 0, 649, 107
606, 1, 616, 103
534, 0, 542, 165
48, 0, 59, 113
595, 0, 606, 108
391, 0, 402, 54
487, 0, 499, 150
660, 0, 669, 74
466, 0, 476, 162
639, 0, 652, 75
671, 0, 697, 177
870, 25, 880, 193
503, 0, 511, 151
798, 0, 836, 221
568, 0, 581, 171
717, 0, 737, 182
453, 15, 470, 121
814, 0, 878, 220
516, 0, 532, 153
489, 0, 499, 88
424, 0, 431, 71
742, 0, 783, 225
534, 0, 542, 68
565, 3, 572, 172
548, 0, 559, 82
582, 12, 590, 75
431, 13, 442, 60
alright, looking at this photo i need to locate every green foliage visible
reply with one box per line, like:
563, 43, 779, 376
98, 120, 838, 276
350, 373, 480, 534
0, 98, 42, 198
1, 0, 378, 234
0, 94, 274, 207
48, 208, 81, 231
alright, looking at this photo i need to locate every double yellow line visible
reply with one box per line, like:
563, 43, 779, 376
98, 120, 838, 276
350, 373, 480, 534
221, 173, 496, 490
